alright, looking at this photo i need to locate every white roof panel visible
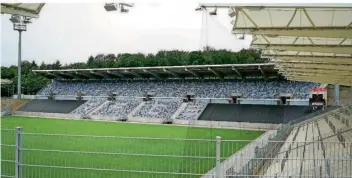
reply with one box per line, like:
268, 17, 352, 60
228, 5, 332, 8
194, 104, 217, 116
252, 36, 352, 46
1, 3, 45, 18
262, 49, 352, 57
233, 7, 352, 30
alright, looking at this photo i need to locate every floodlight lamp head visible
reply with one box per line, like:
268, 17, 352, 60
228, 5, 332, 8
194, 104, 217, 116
209, 8, 217, 15
23, 17, 32, 24
195, 6, 203, 11
9, 15, 20, 23
228, 7, 236, 18
239, 34, 245, 40
104, 3, 119, 11
120, 7, 129, 13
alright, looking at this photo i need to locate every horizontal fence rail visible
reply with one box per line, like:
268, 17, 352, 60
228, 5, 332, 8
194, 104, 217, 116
1, 127, 352, 178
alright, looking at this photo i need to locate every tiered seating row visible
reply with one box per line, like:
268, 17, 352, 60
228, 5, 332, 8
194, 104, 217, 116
261, 106, 352, 178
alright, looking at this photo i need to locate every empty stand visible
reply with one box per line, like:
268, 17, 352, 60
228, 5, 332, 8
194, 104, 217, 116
259, 106, 352, 178
198, 104, 320, 124
19, 100, 86, 113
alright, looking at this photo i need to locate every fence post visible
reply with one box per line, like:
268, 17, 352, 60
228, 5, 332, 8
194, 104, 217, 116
325, 158, 331, 177
15, 127, 23, 178
350, 143, 352, 159
216, 136, 221, 178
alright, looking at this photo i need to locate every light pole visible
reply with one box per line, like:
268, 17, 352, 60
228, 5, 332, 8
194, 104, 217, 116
9, 15, 31, 99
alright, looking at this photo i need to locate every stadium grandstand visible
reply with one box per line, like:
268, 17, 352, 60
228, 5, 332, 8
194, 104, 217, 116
1, 2, 352, 178
17, 63, 321, 125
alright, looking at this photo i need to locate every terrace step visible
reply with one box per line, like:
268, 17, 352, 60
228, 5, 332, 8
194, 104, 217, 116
128, 102, 145, 118
171, 102, 188, 119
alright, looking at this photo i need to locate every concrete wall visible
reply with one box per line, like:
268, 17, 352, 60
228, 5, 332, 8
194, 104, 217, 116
13, 111, 278, 131
14, 111, 81, 119
128, 117, 164, 124
14, 95, 310, 106
173, 119, 279, 130
340, 86, 352, 105
238, 99, 278, 105
327, 85, 352, 106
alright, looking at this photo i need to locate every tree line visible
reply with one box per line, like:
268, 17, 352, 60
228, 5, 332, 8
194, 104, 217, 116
1, 48, 266, 96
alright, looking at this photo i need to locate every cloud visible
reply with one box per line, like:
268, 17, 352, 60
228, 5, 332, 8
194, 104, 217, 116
1, 2, 250, 67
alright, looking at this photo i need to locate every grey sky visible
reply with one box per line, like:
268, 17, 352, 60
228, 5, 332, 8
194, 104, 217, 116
1, 2, 250, 67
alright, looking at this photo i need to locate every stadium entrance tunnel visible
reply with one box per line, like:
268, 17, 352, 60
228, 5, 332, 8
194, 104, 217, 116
198, 104, 336, 124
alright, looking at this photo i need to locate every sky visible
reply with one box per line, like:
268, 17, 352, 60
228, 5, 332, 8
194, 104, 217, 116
1, 1, 252, 67
1, 0, 349, 67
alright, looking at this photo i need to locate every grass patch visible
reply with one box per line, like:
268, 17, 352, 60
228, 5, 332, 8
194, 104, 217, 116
1, 116, 263, 178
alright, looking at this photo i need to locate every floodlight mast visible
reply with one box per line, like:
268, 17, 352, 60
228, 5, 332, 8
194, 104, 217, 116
9, 15, 31, 99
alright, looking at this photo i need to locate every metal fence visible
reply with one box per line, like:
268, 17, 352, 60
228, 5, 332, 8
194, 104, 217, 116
1, 127, 352, 178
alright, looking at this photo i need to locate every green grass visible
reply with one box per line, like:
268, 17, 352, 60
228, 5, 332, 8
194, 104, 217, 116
1, 116, 264, 178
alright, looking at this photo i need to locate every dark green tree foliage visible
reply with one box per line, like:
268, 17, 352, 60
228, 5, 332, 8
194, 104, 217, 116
1, 61, 50, 96
1, 48, 265, 96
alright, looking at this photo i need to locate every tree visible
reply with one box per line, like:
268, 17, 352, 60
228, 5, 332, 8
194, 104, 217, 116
0, 48, 266, 96
52, 60, 62, 69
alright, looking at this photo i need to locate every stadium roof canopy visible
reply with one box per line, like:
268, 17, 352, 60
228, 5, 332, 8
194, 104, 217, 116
33, 64, 277, 80
1, 3, 45, 18
199, 3, 352, 86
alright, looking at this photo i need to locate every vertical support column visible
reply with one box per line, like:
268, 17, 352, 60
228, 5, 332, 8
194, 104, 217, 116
17, 31, 22, 99
216, 136, 221, 178
334, 85, 340, 106
15, 127, 23, 178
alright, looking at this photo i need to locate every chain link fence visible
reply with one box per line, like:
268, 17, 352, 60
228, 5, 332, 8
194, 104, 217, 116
1, 126, 352, 178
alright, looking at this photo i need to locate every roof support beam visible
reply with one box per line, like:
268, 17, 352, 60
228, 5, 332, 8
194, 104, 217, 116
47, 72, 61, 77
255, 45, 352, 54
277, 67, 351, 73
35, 72, 56, 78
302, 8, 316, 29
238, 8, 259, 29
285, 73, 352, 80
124, 70, 143, 78
276, 63, 352, 71
258, 66, 267, 79
347, 21, 352, 29
107, 70, 125, 78
283, 72, 352, 79
232, 66, 244, 79
286, 8, 298, 29
143, 69, 161, 79
58, 72, 76, 79
279, 70, 352, 76
91, 71, 109, 77
286, 76, 352, 86
163, 69, 180, 78
90, 71, 106, 78
74, 72, 93, 79
270, 56, 352, 65
233, 29, 352, 38
208, 67, 222, 78
185, 68, 199, 77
